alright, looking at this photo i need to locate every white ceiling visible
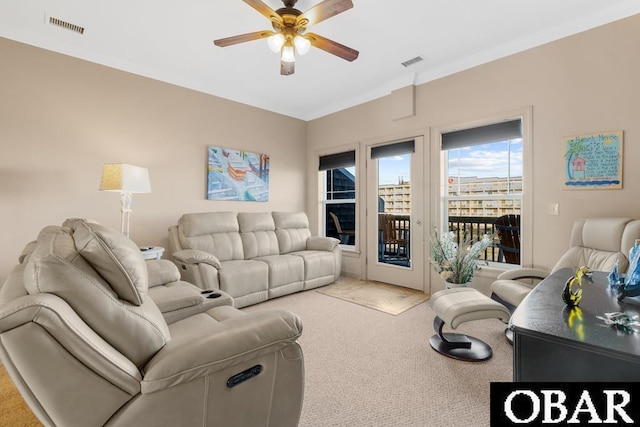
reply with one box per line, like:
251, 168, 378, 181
1, 1, 639, 120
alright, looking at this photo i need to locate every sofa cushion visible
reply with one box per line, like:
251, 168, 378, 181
491, 279, 535, 307
218, 260, 269, 307
239, 212, 280, 259
72, 220, 148, 305
273, 212, 312, 254
552, 246, 623, 274
272, 212, 309, 229
178, 212, 244, 262
254, 254, 304, 289
180, 211, 239, 236
146, 259, 181, 287
290, 250, 336, 289
238, 212, 276, 233
578, 217, 629, 253
147, 281, 206, 313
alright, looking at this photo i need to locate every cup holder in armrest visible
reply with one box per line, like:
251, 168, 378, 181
201, 290, 222, 298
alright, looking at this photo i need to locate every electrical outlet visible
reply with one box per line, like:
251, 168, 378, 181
549, 203, 559, 216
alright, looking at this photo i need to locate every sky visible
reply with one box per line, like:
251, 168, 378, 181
377, 139, 523, 185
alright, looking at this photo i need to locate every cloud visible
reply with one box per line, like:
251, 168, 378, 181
450, 145, 522, 178
378, 155, 411, 184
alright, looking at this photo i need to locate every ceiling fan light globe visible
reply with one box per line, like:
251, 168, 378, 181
281, 45, 296, 63
267, 33, 285, 52
294, 35, 311, 55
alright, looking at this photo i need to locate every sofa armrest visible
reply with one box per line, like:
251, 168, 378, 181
141, 309, 302, 393
172, 249, 221, 269
497, 267, 549, 281
306, 236, 340, 252
146, 259, 181, 287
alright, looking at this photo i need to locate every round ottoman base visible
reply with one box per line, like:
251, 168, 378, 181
429, 333, 493, 362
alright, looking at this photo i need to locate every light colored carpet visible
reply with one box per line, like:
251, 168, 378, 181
244, 282, 513, 427
317, 278, 430, 315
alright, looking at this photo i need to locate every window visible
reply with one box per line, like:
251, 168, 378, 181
319, 150, 356, 247
442, 119, 523, 265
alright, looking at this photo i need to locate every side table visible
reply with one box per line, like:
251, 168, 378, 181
140, 246, 165, 260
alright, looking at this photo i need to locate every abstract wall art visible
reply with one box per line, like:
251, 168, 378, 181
207, 146, 270, 201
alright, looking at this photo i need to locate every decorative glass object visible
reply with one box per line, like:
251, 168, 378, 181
562, 266, 591, 307
596, 312, 640, 334
620, 239, 640, 299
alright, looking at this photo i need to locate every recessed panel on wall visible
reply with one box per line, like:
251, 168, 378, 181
207, 146, 270, 201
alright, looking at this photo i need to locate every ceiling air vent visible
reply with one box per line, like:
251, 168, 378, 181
401, 56, 424, 68
48, 16, 85, 35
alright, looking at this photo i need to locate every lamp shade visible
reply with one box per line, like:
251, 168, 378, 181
99, 163, 151, 193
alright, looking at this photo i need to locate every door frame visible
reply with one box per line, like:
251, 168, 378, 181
363, 134, 428, 291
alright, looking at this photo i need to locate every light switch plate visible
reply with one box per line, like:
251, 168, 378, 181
549, 203, 559, 216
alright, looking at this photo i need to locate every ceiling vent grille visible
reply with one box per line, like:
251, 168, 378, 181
401, 56, 424, 68
49, 16, 85, 35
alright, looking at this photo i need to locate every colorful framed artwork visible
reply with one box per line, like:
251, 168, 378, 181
207, 146, 270, 201
563, 130, 623, 190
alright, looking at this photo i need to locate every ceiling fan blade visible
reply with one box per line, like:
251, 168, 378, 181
281, 60, 295, 76
214, 30, 274, 47
242, 0, 283, 24
299, 0, 353, 26
306, 32, 358, 62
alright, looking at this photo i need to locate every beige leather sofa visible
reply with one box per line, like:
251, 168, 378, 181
169, 211, 342, 308
0, 219, 304, 426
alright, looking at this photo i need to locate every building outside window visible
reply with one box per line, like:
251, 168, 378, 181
441, 119, 523, 265
319, 151, 356, 247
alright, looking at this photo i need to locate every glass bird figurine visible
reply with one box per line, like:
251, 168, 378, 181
562, 266, 592, 307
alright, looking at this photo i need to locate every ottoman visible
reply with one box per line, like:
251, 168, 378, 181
429, 287, 511, 361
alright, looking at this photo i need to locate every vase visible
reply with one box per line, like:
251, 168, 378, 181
445, 281, 470, 289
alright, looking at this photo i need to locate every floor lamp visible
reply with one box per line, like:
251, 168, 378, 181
99, 163, 151, 238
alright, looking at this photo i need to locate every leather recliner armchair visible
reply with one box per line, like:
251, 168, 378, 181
492, 217, 640, 312
0, 219, 304, 427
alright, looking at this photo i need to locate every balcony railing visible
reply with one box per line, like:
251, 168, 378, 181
328, 211, 520, 265
448, 215, 520, 264
378, 214, 411, 267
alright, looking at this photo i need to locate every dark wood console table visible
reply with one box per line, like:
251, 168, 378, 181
510, 268, 640, 381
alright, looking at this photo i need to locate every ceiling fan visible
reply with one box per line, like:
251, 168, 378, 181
214, 0, 359, 76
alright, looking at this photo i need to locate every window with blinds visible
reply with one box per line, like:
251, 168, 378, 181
319, 150, 357, 247
441, 119, 523, 265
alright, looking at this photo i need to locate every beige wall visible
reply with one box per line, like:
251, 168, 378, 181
2, 15, 639, 287
0, 37, 307, 281
307, 15, 640, 291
